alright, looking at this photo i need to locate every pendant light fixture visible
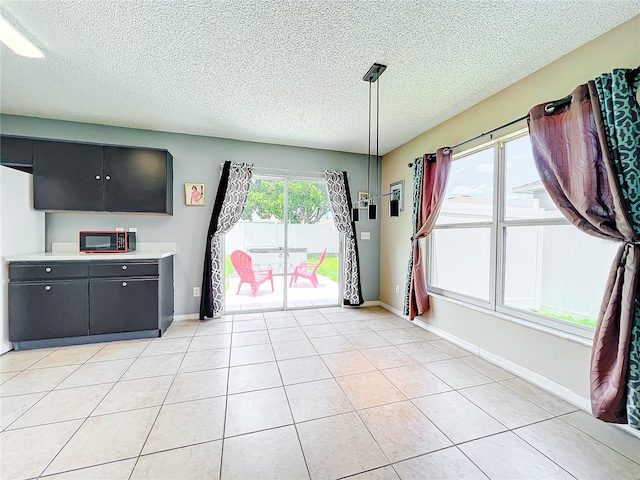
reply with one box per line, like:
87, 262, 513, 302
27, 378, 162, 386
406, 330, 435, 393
351, 63, 399, 222
364, 63, 385, 220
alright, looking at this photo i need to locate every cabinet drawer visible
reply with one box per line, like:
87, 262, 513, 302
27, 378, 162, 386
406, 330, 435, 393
9, 263, 89, 281
89, 262, 158, 278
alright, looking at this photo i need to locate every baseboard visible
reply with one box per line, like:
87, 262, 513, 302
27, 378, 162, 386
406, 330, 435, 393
379, 301, 587, 408
379, 301, 640, 440
360, 300, 381, 308
174, 301, 381, 321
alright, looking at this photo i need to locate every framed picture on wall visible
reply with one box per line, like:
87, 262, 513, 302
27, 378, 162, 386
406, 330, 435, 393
358, 191, 369, 209
185, 183, 206, 206
390, 180, 404, 211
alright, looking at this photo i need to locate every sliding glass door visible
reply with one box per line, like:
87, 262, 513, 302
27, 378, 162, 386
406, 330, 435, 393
286, 178, 340, 309
224, 175, 340, 313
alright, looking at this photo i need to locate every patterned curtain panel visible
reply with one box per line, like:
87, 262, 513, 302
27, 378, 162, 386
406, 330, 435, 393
528, 68, 640, 428
200, 161, 253, 319
403, 157, 424, 316
404, 148, 452, 320
594, 69, 640, 429
325, 171, 364, 306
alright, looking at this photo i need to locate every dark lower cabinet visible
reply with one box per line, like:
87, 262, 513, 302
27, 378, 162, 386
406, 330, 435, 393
9, 280, 89, 341
8, 257, 174, 348
90, 278, 159, 334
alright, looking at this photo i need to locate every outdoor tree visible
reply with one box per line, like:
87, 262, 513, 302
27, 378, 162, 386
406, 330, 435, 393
241, 180, 331, 224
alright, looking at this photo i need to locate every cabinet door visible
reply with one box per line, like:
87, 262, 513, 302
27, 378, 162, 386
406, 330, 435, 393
1, 136, 33, 166
90, 278, 158, 334
104, 147, 170, 213
9, 280, 89, 341
33, 141, 104, 211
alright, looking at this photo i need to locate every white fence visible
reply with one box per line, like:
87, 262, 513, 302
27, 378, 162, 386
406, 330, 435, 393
431, 224, 618, 319
225, 222, 340, 256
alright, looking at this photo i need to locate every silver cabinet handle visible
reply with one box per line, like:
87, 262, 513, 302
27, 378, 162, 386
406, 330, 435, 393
44, 285, 51, 291
122, 265, 127, 270
95, 175, 101, 180
122, 282, 127, 287
105, 175, 111, 181
45, 267, 52, 272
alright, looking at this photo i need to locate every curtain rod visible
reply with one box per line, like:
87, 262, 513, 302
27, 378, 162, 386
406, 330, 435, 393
407, 94, 573, 167
219, 163, 327, 176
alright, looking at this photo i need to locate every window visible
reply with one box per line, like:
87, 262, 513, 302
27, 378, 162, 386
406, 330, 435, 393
428, 131, 616, 337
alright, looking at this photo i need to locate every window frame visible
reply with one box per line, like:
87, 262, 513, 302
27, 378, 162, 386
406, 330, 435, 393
428, 129, 597, 340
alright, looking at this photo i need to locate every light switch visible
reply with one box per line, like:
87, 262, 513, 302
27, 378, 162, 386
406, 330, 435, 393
361, 232, 371, 240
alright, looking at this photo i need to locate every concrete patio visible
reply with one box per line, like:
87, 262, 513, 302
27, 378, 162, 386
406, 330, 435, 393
225, 274, 340, 311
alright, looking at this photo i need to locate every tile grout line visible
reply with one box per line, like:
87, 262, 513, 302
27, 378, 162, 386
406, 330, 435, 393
217, 316, 244, 480
271, 332, 313, 480
2, 366, 82, 432
554, 414, 640, 467
36, 340, 150, 479
126, 330, 199, 480
4, 308, 638, 479
298, 320, 398, 476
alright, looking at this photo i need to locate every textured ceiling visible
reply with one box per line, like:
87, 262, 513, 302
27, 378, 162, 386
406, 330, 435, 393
0, 1, 638, 155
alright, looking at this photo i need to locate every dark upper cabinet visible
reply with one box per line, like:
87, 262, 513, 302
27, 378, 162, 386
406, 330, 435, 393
104, 147, 173, 214
33, 141, 105, 211
1, 136, 33, 166
31, 140, 173, 215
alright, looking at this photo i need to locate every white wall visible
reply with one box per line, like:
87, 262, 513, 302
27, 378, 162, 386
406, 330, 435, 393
0, 166, 45, 353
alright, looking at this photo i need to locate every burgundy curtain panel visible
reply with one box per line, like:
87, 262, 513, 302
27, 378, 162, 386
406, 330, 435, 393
528, 68, 640, 427
406, 148, 452, 320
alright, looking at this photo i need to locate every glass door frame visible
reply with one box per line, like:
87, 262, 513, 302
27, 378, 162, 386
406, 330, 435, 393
222, 171, 342, 315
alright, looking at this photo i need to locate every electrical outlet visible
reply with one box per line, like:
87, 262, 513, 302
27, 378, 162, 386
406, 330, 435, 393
361, 232, 371, 240
193, 287, 201, 297
395, 285, 400, 294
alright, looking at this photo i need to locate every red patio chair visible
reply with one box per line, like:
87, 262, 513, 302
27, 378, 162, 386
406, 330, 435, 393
289, 248, 327, 288
230, 250, 274, 297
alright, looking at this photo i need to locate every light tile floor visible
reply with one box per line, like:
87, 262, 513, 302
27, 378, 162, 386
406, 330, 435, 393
1, 306, 639, 480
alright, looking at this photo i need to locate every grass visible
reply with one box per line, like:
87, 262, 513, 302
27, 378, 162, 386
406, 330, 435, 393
536, 309, 597, 329
308, 253, 339, 282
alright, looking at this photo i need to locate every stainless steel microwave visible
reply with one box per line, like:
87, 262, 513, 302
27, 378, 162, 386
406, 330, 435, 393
79, 231, 137, 253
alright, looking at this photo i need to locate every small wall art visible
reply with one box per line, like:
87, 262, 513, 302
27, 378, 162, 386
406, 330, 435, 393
390, 180, 405, 212
357, 191, 369, 209
185, 183, 206, 206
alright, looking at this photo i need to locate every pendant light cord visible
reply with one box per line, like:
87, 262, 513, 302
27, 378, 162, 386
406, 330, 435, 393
367, 80, 372, 202
376, 76, 380, 197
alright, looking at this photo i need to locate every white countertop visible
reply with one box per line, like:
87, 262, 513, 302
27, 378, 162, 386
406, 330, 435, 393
4, 250, 176, 262
4, 242, 177, 262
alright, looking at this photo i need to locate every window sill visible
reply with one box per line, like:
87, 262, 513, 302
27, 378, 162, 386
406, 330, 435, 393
428, 292, 594, 348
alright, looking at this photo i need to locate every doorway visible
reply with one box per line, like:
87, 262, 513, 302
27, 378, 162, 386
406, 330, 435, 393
223, 175, 341, 313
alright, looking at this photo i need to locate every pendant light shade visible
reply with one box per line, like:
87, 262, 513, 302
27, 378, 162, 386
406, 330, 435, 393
389, 198, 399, 217
368, 203, 377, 220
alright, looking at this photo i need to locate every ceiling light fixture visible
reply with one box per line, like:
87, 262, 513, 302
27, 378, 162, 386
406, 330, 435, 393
0, 14, 44, 58
352, 63, 400, 222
